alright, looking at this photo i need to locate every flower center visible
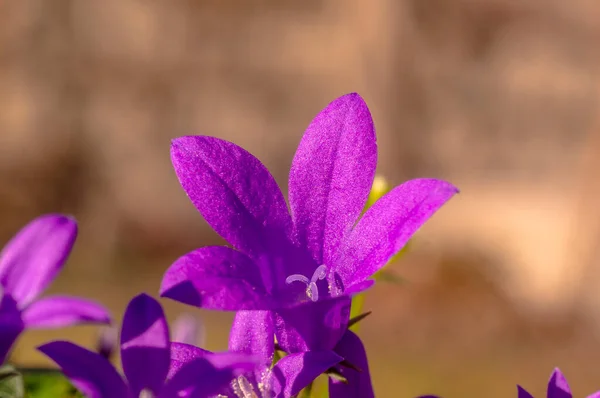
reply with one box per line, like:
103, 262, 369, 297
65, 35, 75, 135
285, 264, 328, 302
231, 375, 259, 398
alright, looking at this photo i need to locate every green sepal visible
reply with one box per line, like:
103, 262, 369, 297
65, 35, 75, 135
21, 369, 82, 398
325, 368, 348, 384
0, 365, 24, 398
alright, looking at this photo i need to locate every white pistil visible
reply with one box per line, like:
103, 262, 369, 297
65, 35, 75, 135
285, 264, 328, 302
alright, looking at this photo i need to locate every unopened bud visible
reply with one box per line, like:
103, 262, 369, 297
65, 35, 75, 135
96, 326, 118, 360
366, 175, 391, 209
172, 313, 205, 347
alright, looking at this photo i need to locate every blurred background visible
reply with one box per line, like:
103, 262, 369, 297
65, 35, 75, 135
1, 0, 600, 396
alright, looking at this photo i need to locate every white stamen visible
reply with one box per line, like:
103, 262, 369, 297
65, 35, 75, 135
285, 265, 328, 302
284, 274, 309, 285
231, 375, 258, 398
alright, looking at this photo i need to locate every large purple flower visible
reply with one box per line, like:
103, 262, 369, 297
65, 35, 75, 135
0, 214, 110, 362
160, 93, 456, 356
39, 293, 257, 398
518, 368, 600, 398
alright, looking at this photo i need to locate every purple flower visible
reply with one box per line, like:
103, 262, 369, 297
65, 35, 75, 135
167, 310, 348, 398
39, 293, 257, 398
0, 214, 110, 362
159, 93, 457, 390
227, 311, 344, 398
518, 368, 600, 398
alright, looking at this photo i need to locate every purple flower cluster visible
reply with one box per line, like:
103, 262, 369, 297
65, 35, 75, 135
518, 368, 600, 398
0, 92, 583, 397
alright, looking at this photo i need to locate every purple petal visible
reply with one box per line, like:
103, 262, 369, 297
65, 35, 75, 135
224, 311, 275, 397
288, 93, 377, 267
548, 368, 571, 398
0, 214, 77, 307
344, 279, 375, 296
168, 342, 210, 379
270, 351, 343, 397
160, 246, 275, 310
336, 178, 458, 289
171, 136, 292, 260
229, 310, 274, 369
0, 295, 23, 363
120, 293, 170, 397
38, 341, 128, 398
586, 393, 600, 398
517, 386, 535, 398
329, 330, 374, 398
163, 351, 258, 398
275, 295, 351, 353
22, 295, 110, 328
0, 323, 22, 364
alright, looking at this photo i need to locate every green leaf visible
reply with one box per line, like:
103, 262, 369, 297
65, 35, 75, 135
0, 365, 24, 398
21, 369, 82, 398
307, 374, 329, 398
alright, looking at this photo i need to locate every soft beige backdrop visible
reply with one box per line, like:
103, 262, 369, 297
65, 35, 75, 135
2, 1, 600, 396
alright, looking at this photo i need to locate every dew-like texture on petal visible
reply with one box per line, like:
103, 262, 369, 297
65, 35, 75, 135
517, 386, 535, 398
171, 136, 292, 261
548, 368, 572, 398
0, 295, 23, 363
38, 341, 128, 398
337, 178, 458, 288
22, 295, 110, 328
168, 342, 210, 379
120, 293, 170, 397
0, 214, 77, 307
329, 330, 374, 398
275, 296, 351, 353
288, 93, 377, 267
270, 351, 343, 398
160, 246, 274, 310
229, 310, 274, 368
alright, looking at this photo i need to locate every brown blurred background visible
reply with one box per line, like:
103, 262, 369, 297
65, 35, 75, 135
2, 0, 600, 396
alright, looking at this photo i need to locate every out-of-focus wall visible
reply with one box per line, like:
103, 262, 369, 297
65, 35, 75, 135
3, 0, 598, 310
